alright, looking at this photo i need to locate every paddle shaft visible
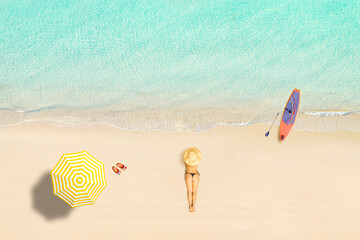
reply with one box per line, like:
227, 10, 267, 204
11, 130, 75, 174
268, 112, 279, 132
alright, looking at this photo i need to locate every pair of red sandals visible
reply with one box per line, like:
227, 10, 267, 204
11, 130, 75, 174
112, 163, 127, 175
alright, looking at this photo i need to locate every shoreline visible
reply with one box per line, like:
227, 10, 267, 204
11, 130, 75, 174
1, 115, 360, 133
1, 106, 360, 133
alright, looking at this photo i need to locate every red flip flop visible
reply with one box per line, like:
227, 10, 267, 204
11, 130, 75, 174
112, 166, 121, 175
116, 163, 127, 171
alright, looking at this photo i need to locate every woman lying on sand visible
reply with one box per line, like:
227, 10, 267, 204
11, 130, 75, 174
184, 147, 201, 212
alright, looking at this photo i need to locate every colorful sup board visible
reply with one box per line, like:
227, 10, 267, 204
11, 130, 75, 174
280, 89, 301, 142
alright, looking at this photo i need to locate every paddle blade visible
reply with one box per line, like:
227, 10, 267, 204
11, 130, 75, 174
265, 131, 270, 137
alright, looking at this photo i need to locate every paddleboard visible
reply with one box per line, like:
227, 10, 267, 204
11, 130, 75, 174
280, 89, 301, 142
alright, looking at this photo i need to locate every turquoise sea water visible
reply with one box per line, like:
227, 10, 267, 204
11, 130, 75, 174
1, 0, 360, 132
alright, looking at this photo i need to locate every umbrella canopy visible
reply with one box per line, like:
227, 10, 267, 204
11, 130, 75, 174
51, 151, 107, 207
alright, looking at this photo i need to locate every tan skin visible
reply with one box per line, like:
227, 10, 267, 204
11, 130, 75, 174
184, 164, 200, 212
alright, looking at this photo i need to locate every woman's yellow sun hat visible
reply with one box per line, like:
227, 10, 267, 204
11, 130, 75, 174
184, 147, 201, 166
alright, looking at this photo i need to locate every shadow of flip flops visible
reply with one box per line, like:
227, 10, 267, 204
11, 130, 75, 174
31, 171, 73, 221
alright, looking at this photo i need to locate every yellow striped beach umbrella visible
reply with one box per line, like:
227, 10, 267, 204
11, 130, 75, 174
51, 151, 107, 207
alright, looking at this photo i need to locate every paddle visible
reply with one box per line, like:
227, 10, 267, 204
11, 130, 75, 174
265, 112, 279, 137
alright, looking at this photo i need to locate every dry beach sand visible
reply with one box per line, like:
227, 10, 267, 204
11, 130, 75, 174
1, 123, 360, 240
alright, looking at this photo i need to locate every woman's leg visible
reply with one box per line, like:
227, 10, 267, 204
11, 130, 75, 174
185, 173, 193, 211
191, 174, 200, 212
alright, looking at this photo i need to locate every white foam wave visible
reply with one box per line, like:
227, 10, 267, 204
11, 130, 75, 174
303, 111, 358, 117
1, 107, 360, 132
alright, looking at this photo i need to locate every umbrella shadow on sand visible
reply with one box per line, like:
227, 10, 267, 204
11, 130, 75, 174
31, 171, 73, 221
